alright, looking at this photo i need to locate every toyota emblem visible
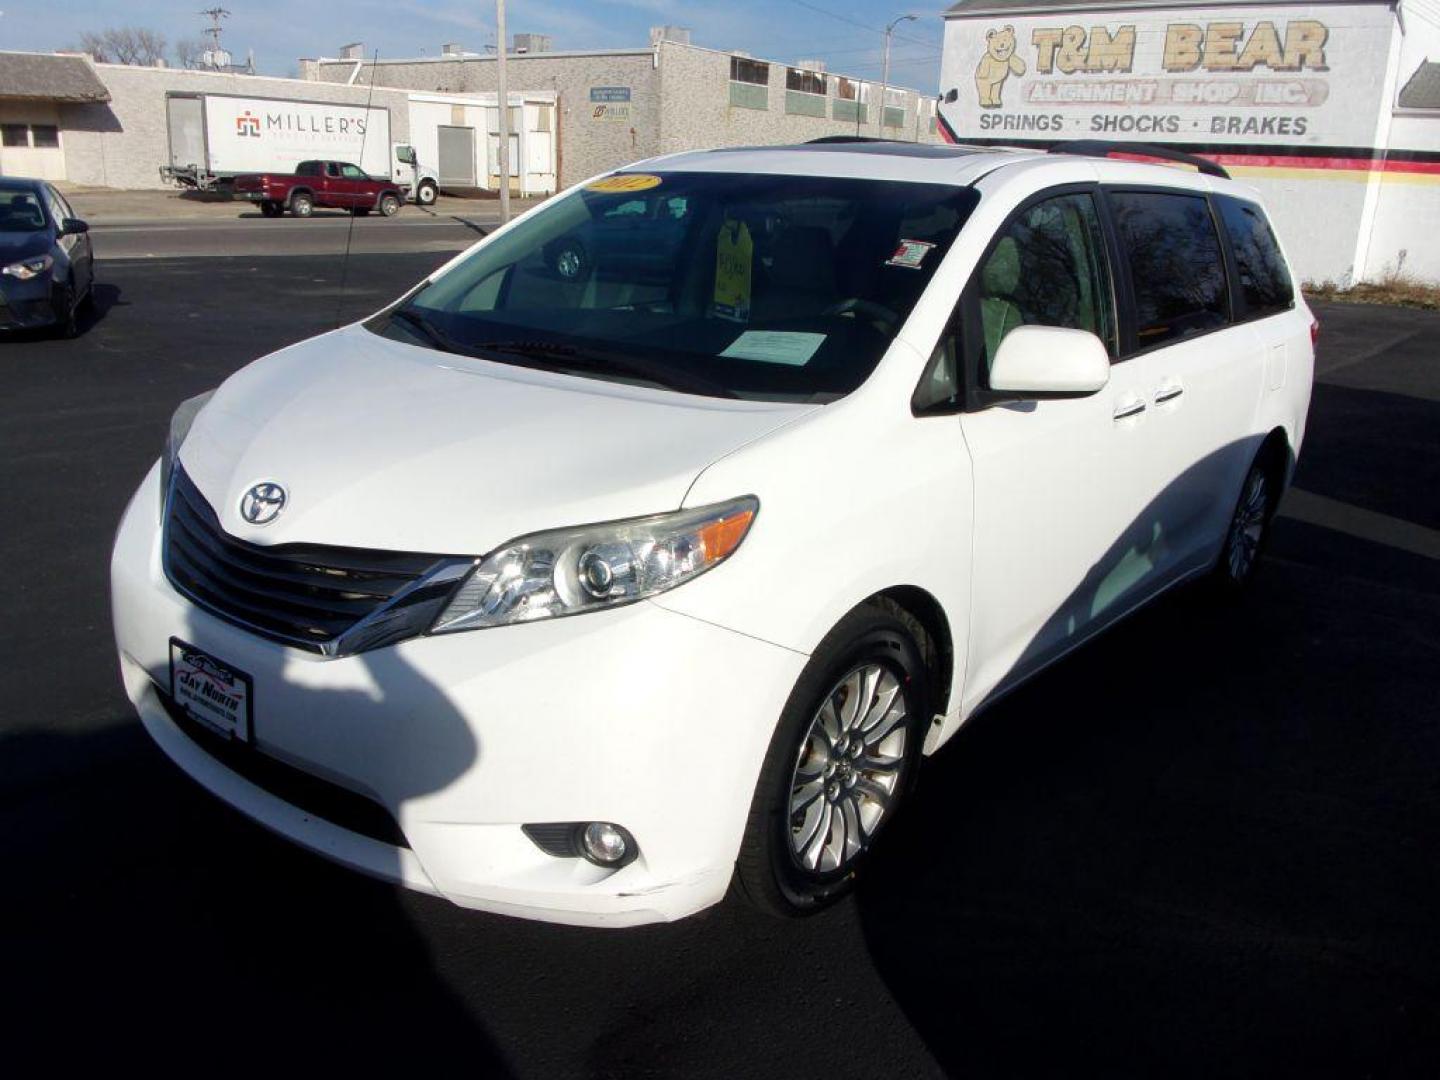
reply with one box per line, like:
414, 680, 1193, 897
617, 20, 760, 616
240, 482, 287, 525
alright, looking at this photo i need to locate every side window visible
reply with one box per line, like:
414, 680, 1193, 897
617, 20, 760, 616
296, 161, 320, 177
326, 163, 343, 178
43, 187, 66, 226
341, 164, 367, 180
976, 192, 1116, 378
1109, 191, 1228, 348
1216, 196, 1294, 319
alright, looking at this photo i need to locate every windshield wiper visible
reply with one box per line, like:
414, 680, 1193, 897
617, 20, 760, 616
469, 340, 738, 400
389, 307, 460, 354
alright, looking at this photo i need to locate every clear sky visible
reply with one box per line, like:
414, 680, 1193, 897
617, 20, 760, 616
1, 1, 947, 92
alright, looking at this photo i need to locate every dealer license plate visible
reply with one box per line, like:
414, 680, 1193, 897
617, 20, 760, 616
169, 638, 253, 742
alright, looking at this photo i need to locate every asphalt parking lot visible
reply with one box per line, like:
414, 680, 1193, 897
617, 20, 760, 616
3, 232, 1438, 1076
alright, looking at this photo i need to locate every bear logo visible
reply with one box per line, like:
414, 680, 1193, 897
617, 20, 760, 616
975, 25, 1026, 108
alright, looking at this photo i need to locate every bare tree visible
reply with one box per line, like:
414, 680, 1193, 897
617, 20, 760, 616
174, 37, 207, 69
75, 27, 169, 66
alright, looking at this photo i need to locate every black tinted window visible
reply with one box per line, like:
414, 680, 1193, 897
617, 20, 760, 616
1110, 191, 1227, 348
975, 191, 1116, 378
1217, 196, 1293, 318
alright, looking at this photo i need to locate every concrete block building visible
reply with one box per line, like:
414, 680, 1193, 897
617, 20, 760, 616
299, 29, 941, 189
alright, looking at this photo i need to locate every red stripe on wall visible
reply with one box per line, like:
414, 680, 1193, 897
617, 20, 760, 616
1111, 150, 1440, 175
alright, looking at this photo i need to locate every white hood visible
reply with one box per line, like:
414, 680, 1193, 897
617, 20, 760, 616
178, 325, 815, 555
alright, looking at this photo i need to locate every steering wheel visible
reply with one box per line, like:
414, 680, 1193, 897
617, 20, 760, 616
824, 297, 901, 332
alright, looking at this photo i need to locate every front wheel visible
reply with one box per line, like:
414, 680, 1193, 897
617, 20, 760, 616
735, 600, 930, 916
378, 193, 401, 217
415, 180, 438, 206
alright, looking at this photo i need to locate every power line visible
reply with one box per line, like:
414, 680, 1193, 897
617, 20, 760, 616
783, 0, 939, 50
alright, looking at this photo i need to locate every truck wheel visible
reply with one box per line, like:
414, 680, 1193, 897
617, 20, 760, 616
289, 193, 314, 218
416, 180, 438, 206
352, 207, 371, 217
259, 201, 281, 218
378, 193, 402, 217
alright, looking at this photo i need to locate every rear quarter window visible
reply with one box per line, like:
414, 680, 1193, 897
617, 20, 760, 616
1109, 190, 1228, 349
1216, 196, 1294, 319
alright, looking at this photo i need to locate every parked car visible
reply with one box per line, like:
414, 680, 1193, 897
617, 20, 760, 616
0, 177, 94, 338
112, 140, 1314, 926
232, 160, 405, 218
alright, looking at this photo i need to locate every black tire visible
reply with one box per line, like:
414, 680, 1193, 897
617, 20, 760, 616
735, 598, 931, 916
352, 207, 371, 216
289, 192, 314, 218
378, 193, 401, 217
1212, 454, 1280, 590
415, 180, 438, 206
52, 281, 79, 339
259, 200, 282, 218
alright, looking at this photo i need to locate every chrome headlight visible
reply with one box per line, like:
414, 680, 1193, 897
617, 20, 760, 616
2, 254, 53, 280
431, 497, 758, 633
161, 389, 216, 497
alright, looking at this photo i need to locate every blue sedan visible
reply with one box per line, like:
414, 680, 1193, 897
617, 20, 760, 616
0, 177, 94, 338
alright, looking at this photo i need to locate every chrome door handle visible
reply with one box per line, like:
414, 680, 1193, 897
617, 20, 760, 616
1154, 385, 1185, 404
1113, 399, 1147, 421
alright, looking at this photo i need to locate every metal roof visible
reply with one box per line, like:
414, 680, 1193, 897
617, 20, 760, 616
1398, 61, 1440, 110
0, 51, 110, 103
945, 0, 1392, 16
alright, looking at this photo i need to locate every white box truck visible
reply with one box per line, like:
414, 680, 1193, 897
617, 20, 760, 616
161, 92, 439, 205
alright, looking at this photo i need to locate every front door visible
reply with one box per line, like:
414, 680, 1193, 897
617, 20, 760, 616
957, 188, 1162, 711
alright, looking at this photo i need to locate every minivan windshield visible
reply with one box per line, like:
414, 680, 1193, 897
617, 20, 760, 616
373, 171, 978, 402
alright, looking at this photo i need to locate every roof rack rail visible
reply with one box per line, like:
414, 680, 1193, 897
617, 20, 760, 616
806, 135, 903, 145
1050, 140, 1230, 179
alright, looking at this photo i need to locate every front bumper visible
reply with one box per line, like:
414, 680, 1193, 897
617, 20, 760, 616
0, 275, 58, 330
112, 462, 806, 926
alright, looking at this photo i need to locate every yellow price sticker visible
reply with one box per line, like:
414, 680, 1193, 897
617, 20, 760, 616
713, 219, 753, 323
586, 173, 663, 193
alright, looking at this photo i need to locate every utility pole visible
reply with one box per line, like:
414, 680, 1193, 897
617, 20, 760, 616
878, 14, 917, 138
495, 0, 511, 224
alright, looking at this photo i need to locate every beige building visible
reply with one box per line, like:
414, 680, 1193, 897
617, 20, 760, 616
300, 29, 941, 189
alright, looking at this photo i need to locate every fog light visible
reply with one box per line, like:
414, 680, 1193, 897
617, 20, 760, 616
581, 822, 631, 866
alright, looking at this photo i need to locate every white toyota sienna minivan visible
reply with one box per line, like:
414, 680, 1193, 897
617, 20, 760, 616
112, 140, 1314, 926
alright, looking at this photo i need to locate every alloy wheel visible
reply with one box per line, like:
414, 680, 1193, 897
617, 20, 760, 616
1227, 467, 1269, 581
786, 663, 908, 874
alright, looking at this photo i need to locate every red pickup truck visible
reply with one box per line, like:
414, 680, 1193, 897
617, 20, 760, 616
233, 160, 405, 219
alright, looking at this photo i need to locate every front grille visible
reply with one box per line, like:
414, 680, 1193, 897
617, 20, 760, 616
157, 687, 409, 849
164, 467, 462, 654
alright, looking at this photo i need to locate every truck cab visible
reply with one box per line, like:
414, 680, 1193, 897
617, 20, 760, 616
392, 145, 439, 207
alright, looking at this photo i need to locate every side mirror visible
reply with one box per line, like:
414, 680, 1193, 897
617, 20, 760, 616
990, 325, 1110, 397
396, 145, 416, 165
60, 218, 89, 236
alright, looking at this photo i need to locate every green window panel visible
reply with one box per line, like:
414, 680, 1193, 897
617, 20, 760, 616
785, 90, 826, 118
883, 106, 907, 129
729, 81, 769, 111
832, 100, 867, 124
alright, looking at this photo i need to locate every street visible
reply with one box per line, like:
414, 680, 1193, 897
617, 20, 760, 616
2, 218, 1439, 1077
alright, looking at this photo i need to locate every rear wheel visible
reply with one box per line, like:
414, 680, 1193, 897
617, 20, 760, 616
1214, 459, 1277, 589
289, 192, 314, 218
378, 193, 401, 217
736, 600, 930, 916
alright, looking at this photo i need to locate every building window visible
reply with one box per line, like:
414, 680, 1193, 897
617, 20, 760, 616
785, 67, 825, 96
30, 125, 59, 149
730, 56, 770, 110
832, 78, 869, 124
882, 89, 907, 129
730, 56, 769, 85
1, 124, 28, 148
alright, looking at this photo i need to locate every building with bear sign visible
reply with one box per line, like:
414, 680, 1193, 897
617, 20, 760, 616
940, 0, 1440, 284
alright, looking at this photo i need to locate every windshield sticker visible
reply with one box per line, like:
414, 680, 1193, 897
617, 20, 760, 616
586, 173, 662, 193
720, 331, 825, 367
886, 239, 936, 270
713, 219, 754, 323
